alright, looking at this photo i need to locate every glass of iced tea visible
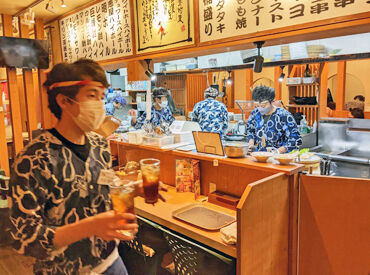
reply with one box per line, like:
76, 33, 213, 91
140, 158, 160, 204
110, 180, 136, 236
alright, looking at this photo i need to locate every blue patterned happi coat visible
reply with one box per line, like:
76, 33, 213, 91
247, 107, 302, 152
135, 105, 175, 129
192, 98, 229, 136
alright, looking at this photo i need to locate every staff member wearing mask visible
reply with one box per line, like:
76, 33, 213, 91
130, 87, 175, 129
8, 59, 138, 274
105, 94, 126, 116
247, 85, 302, 153
191, 87, 228, 136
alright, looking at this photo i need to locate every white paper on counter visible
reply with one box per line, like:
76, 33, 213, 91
169, 120, 186, 132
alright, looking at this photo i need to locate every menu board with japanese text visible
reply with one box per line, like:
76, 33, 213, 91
135, 0, 194, 53
199, 0, 370, 43
60, 0, 133, 63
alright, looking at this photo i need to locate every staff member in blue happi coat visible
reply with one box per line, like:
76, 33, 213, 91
247, 85, 302, 153
130, 87, 175, 129
191, 87, 229, 136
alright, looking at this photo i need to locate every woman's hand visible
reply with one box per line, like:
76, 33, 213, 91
54, 211, 138, 248
129, 109, 137, 125
129, 109, 136, 117
88, 211, 138, 241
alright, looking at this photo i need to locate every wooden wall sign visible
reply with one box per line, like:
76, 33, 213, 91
199, 0, 370, 42
134, 0, 194, 53
59, 0, 133, 63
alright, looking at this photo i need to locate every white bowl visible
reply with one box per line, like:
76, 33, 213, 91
251, 152, 273, 162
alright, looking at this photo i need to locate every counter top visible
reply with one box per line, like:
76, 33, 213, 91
110, 139, 304, 175
134, 185, 237, 258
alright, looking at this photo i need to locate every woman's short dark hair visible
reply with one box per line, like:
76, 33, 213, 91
354, 95, 365, 102
252, 85, 275, 102
43, 59, 108, 119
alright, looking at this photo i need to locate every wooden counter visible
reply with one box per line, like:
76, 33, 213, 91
110, 139, 303, 275
111, 139, 304, 176
134, 185, 237, 258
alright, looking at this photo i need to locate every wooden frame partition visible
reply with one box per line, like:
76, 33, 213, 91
111, 141, 303, 274
299, 175, 370, 275
237, 172, 290, 275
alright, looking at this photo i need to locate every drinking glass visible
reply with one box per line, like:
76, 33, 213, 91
110, 180, 136, 236
140, 158, 160, 204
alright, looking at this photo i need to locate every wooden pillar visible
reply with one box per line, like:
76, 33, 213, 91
229, 71, 235, 109
2, 14, 24, 154
19, 22, 38, 140
336, 61, 346, 112
319, 62, 329, 119
246, 69, 253, 100
0, 82, 9, 175
274, 66, 282, 100
35, 18, 55, 129
127, 60, 150, 81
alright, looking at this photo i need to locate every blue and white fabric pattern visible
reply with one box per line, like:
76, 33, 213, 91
135, 105, 175, 129
247, 107, 302, 152
8, 131, 116, 274
192, 98, 229, 136
105, 102, 115, 116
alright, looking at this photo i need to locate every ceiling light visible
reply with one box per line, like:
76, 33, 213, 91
61, 0, 67, 8
253, 41, 265, 73
151, 74, 157, 81
226, 70, 232, 85
279, 66, 285, 82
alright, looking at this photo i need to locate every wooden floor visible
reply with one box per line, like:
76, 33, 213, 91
0, 247, 34, 275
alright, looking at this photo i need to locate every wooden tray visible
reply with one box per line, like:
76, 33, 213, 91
172, 204, 236, 231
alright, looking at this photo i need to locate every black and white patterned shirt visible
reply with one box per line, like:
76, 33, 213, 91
9, 131, 116, 274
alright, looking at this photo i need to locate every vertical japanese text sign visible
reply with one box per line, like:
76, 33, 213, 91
60, 0, 133, 62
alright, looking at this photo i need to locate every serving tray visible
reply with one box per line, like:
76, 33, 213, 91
172, 204, 236, 231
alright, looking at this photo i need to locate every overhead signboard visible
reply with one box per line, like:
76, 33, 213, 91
199, 0, 370, 42
60, 0, 133, 62
134, 0, 194, 53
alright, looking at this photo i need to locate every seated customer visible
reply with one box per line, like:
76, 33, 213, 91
349, 108, 364, 119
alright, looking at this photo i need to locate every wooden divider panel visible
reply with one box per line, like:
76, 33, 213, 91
19, 22, 38, 139
35, 18, 55, 129
237, 173, 290, 275
299, 175, 370, 275
245, 69, 253, 100
186, 74, 208, 112
2, 14, 24, 154
0, 86, 9, 175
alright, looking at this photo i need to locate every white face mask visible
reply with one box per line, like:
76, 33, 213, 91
68, 99, 106, 132
257, 106, 270, 115
159, 100, 168, 109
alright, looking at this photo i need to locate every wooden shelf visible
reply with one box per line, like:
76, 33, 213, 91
287, 104, 318, 108
286, 83, 319, 86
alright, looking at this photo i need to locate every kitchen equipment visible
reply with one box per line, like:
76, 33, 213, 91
127, 130, 144, 144
224, 143, 248, 158
225, 134, 245, 141
142, 135, 174, 147
286, 77, 302, 85
251, 152, 273, 162
172, 204, 236, 231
